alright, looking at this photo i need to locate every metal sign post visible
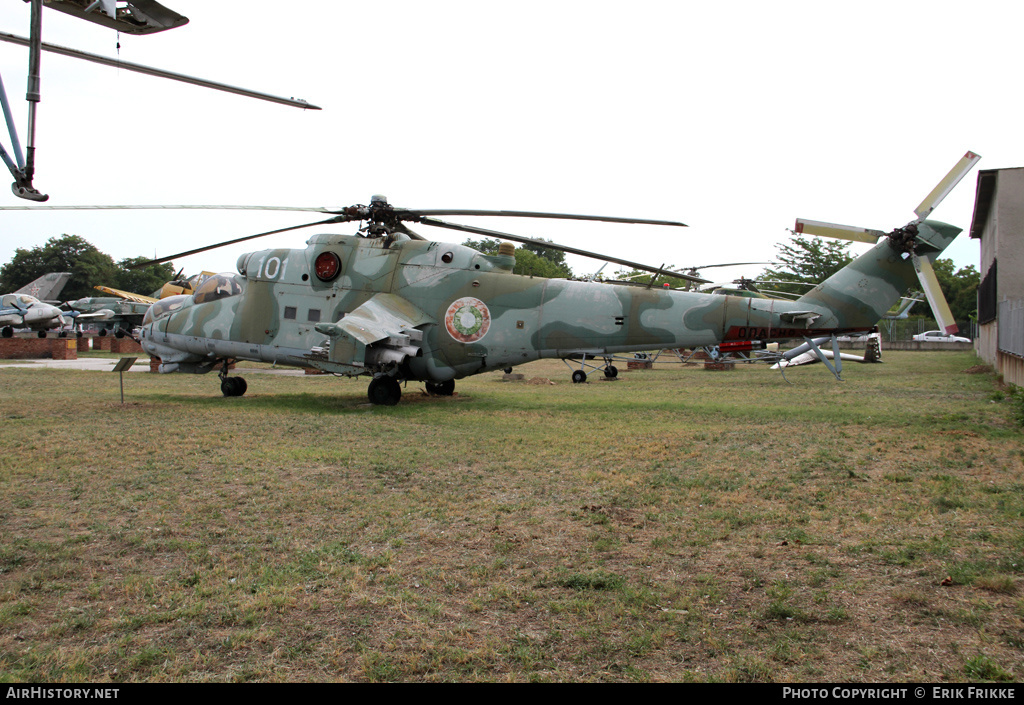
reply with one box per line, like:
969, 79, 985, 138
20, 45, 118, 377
112, 357, 137, 404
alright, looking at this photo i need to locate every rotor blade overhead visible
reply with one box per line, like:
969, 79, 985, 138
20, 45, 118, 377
403, 209, 687, 228
794, 219, 885, 244
686, 261, 774, 271
914, 151, 982, 221
0, 32, 321, 110
417, 217, 710, 284
912, 253, 958, 334
130, 216, 347, 268
0, 204, 343, 212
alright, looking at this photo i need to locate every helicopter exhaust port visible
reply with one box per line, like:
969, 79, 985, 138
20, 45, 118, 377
364, 344, 423, 367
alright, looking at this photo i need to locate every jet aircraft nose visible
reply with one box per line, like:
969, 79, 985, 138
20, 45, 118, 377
24, 303, 62, 324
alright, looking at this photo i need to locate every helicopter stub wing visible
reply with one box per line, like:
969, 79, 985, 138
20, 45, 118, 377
314, 293, 434, 370
334, 294, 433, 347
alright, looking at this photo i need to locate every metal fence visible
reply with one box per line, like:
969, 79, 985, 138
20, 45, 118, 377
998, 299, 1024, 358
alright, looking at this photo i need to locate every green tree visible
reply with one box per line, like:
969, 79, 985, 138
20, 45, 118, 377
111, 257, 177, 298
759, 235, 853, 296
0, 235, 118, 300
0, 235, 176, 301
463, 238, 572, 278
611, 268, 694, 289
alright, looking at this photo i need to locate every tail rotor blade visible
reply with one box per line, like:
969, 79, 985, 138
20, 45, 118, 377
912, 253, 958, 334
914, 151, 982, 220
794, 219, 885, 244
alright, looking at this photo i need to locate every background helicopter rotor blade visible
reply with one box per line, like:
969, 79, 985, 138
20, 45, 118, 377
129, 216, 349, 268
417, 217, 709, 283
401, 209, 687, 228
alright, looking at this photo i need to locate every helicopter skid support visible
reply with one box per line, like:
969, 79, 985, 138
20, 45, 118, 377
560, 354, 618, 384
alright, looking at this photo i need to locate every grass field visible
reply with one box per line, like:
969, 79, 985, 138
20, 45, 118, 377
0, 351, 1021, 682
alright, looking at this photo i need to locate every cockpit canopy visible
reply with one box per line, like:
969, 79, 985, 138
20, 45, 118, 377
192, 273, 245, 305
1, 294, 41, 307
141, 294, 190, 326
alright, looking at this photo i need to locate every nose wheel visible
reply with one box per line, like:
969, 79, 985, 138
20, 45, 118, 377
218, 360, 247, 397
220, 376, 247, 397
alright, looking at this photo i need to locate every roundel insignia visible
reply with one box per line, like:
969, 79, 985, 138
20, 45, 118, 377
445, 297, 491, 343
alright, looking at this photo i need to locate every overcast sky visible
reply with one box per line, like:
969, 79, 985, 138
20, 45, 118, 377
0, 1, 1019, 284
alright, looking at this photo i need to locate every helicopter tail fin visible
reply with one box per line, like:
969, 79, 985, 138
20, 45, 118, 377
795, 220, 961, 330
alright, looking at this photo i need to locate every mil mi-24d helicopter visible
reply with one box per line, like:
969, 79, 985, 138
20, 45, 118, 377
6, 152, 979, 405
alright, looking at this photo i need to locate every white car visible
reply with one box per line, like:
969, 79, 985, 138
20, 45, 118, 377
912, 330, 971, 343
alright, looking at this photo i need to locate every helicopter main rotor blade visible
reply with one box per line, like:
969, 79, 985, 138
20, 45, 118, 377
0, 204, 345, 212
130, 216, 347, 268
914, 151, 982, 221
402, 209, 687, 228
685, 261, 775, 271
0, 32, 321, 110
417, 217, 709, 284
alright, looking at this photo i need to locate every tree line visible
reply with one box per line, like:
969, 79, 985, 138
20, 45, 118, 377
0, 235, 177, 301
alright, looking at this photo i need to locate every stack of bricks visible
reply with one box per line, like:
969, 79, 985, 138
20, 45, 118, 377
111, 337, 143, 354
0, 337, 77, 360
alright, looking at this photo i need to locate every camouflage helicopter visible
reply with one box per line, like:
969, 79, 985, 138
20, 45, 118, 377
7, 152, 978, 404
101, 151, 974, 405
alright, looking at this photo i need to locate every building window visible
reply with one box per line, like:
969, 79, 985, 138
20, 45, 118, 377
979, 260, 997, 325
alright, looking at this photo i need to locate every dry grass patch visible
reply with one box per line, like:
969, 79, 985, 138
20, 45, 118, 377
0, 352, 1021, 682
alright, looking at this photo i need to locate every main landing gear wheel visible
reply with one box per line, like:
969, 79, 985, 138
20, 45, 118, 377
221, 376, 248, 397
571, 369, 587, 384
425, 379, 455, 396
368, 377, 402, 406
604, 365, 618, 378
37, 330, 46, 338
1, 327, 12, 338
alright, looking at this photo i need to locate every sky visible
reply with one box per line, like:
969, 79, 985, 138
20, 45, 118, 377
0, 1, 1020, 286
